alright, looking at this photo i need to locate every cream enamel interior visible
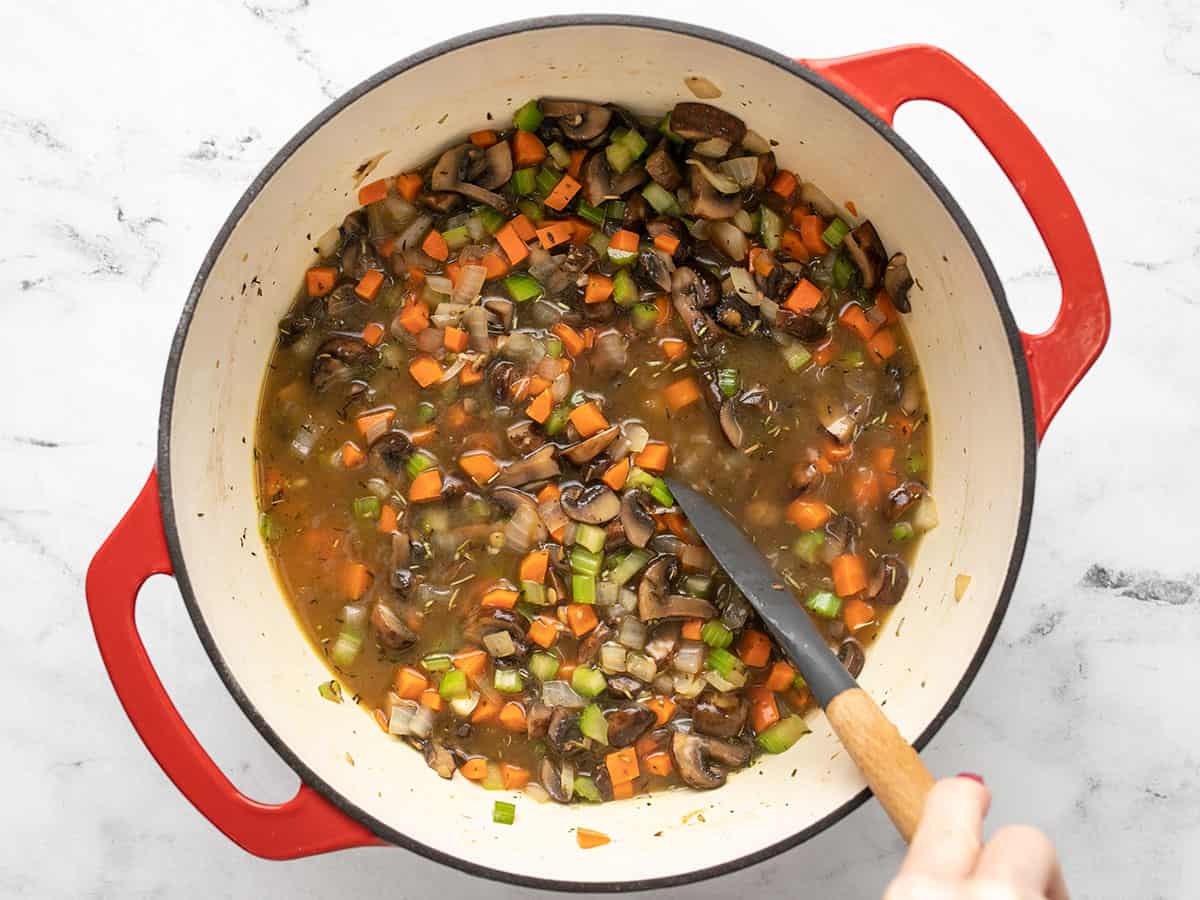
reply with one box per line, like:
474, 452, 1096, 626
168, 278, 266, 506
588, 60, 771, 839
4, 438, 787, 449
165, 24, 1028, 886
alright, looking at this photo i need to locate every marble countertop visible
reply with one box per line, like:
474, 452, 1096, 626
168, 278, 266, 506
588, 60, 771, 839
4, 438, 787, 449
3, 0, 1196, 896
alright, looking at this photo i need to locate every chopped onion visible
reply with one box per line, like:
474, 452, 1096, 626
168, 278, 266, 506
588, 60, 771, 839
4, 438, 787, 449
593, 330, 628, 373
450, 691, 480, 717
415, 327, 444, 353
693, 137, 731, 158
483, 631, 516, 658
709, 221, 749, 262
760, 297, 780, 325
619, 588, 638, 613
542, 680, 586, 709
290, 424, 319, 459
425, 275, 454, 295
430, 301, 468, 329
741, 129, 771, 154
384, 194, 418, 228
599, 643, 628, 673
673, 641, 707, 675
466, 215, 487, 242
551, 371, 571, 401
560, 761, 575, 800
704, 670, 737, 693
800, 182, 838, 218
617, 617, 647, 650
462, 306, 490, 352
913, 494, 939, 532
388, 699, 419, 735
732, 209, 755, 234
502, 331, 535, 360
528, 299, 563, 328
652, 673, 675, 695
673, 673, 705, 698
625, 652, 656, 683
729, 267, 759, 306
624, 423, 650, 453
687, 158, 740, 193
596, 579, 619, 607
538, 498, 568, 536
524, 783, 551, 803
719, 156, 760, 189
684, 75, 722, 99
528, 245, 560, 284
408, 705, 435, 738
315, 225, 340, 258
687, 216, 709, 240
397, 213, 433, 250
451, 265, 487, 304
504, 503, 542, 554
364, 477, 390, 499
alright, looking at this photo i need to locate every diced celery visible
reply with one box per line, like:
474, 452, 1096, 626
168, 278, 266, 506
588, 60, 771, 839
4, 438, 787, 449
580, 703, 608, 745
573, 522, 607, 554
805, 590, 842, 619
756, 715, 811, 753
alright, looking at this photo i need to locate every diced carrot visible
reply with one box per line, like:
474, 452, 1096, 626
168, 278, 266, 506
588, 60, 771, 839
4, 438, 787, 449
459, 451, 500, 485
441, 325, 468, 353
528, 376, 552, 397
409, 356, 444, 389
601, 457, 631, 491
472, 693, 502, 723
568, 402, 609, 438
453, 648, 489, 677
643, 751, 673, 776
552, 323, 586, 357
409, 425, 438, 446
481, 251, 510, 280
867, 328, 899, 363
581, 326, 597, 351
343, 562, 373, 600
576, 828, 610, 849
612, 780, 635, 800
501, 762, 530, 789
813, 335, 839, 367
444, 261, 462, 288
880, 471, 900, 494
784, 278, 823, 313
680, 619, 704, 641
634, 734, 660, 758
659, 511, 696, 544
421, 229, 449, 262
498, 701, 527, 733
544, 173, 582, 211
660, 338, 688, 361
408, 469, 443, 503
748, 685, 781, 733
770, 169, 798, 199
355, 408, 395, 438
605, 747, 640, 785
305, 266, 337, 298
527, 616, 560, 649
644, 696, 676, 726
874, 288, 900, 324
537, 483, 561, 504
839, 303, 880, 341
663, 377, 701, 412
853, 469, 883, 508
653, 232, 680, 256
519, 550, 549, 584
635, 441, 669, 473
510, 213, 537, 242
394, 666, 427, 700
892, 414, 918, 440
495, 222, 529, 266
569, 216, 594, 245
566, 603, 598, 637
482, 587, 519, 609
843, 597, 877, 632
459, 757, 488, 781
341, 440, 366, 468
737, 629, 772, 668
653, 294, 672, 325
765, 661, 798, 692
460, 362, 484, 386
535, 221, 573, 250
525, 388, 554, 424
358, 178, 388, 205
798, 215, 829, 256
361, 322, 386, 346
786, 498, 830, 530
831, 553, 868, 597
567, 148, 587, 179
823, 436, 854, 461
420, 687, 443, 711
872, 447, 896, 472
780, 229, 810, 262
395, 173, 423, 202
376, 235, 397, 259
377, 504, 398, 534
406, 266, 426, 286
512, 131, 546, 168
397, 300, 430, 334
469, 129, 499, 147
584, 273, 613, 304
608, 229, 639, 254
355, 268, 384, 302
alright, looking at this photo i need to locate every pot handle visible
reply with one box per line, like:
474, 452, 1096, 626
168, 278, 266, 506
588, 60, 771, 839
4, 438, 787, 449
85, 470, 384, 859
802, 45, 1109, 440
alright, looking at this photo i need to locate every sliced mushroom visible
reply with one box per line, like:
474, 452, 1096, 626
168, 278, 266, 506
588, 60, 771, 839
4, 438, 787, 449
622, 192, 648, 228
506, 420, 546, 455
340, 237, 385, 281
638, 557, 718, 621
644, 621, 680, 662
364, 431, 412, 476
370, 602, 417, 650
776, 308, 828, 342
761, 263, 799, 301
606, 705, 657, 747
669, 102, 746, 145
645, 141, 682, 190
464, 606, 527, 654
546, 708, 587, 754
526, 702, 553, 739
718, 399, 744, 449
692, 691, 749, 739
422, 740, 456, 779
843, 220, 887, 289
714, 294, 757, 335
564, 424, 619, 465
822, 513, 858, 564
689, 162, 743, 220
884, 480, 926, 522
485, 358, 518, 402
815, 392, 860, 444
868, 556, 909, 606
714, 582, 751, 631
477, 140, 513, 190
619, 489, 656, 549
540, 757, 571, 803
611, 164, 649, 197
430, 143, 509, 212
671, 731, 753, 789
541, 100, 613, 143
606, 675, 643, 699
576, 622, 614, 666
581, 152, 614, 206
637, 246, 675, 292
560, 484, 621, 525
310, 335, 377, 391
883, 252, 913, 313
838, 637, 866, 678
496, 444, 561, 487
483, 296, 515, 331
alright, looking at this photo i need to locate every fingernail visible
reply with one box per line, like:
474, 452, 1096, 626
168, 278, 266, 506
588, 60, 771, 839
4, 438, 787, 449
957, 772, 984, 785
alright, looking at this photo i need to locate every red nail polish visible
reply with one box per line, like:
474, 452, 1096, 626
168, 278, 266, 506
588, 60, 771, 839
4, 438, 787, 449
957, 772, 984, 784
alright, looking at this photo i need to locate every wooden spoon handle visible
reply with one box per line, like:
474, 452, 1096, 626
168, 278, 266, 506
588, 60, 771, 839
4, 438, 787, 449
825, 687, 936, 841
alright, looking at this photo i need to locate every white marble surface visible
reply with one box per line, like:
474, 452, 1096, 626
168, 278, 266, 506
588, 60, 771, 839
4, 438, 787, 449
2, 0, 1197, 896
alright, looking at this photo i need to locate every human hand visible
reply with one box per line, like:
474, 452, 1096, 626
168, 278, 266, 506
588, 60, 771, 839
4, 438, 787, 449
884, 776, 1068, 900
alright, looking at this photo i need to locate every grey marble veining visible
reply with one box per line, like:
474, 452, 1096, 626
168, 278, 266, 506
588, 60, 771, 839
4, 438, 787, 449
1, 0, 1197, 897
